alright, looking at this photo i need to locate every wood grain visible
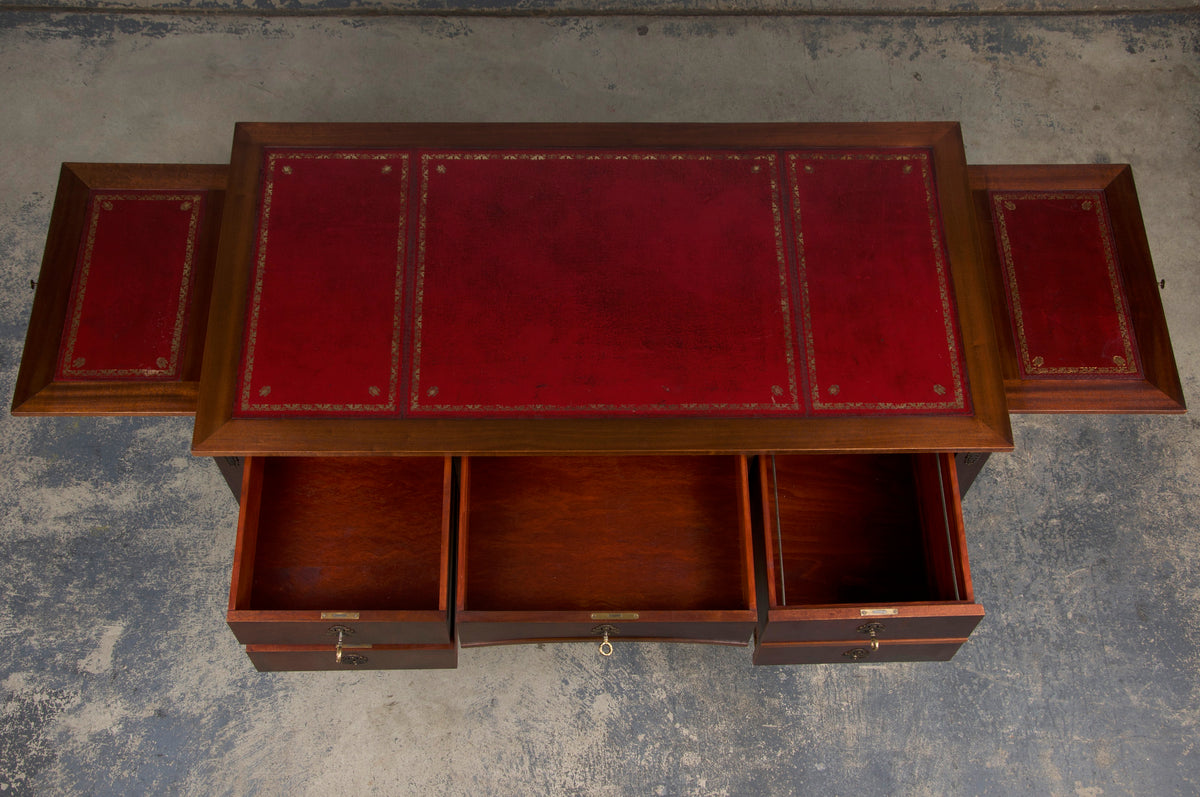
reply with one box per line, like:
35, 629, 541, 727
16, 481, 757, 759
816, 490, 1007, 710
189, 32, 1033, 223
226, 456, 455, 646
244, 642, 457, 671
456, 455, 758, 646
756, 452, 984, 645
461, 456, 750, 611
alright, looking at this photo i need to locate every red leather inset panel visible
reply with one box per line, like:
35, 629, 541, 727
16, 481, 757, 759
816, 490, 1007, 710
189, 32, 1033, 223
235, 150, 410, 416
409, 150, 799, 416
989, 190, 1141, 378
788, 150, 971, 416
57, 190, 205, 381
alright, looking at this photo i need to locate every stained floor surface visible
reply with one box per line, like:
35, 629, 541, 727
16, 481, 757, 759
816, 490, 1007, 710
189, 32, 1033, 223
1, 4, 1199, 795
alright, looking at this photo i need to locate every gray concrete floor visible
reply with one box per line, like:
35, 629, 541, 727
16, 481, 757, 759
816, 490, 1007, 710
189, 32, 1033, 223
2, 3, 1199, 795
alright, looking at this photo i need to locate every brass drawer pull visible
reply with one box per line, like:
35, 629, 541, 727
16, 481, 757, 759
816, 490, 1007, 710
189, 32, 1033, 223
857, 621, 884, 652
592, 624, 618, 657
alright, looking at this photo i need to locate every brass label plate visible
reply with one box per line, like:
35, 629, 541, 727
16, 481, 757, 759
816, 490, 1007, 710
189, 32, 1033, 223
590, 612, 640, 621
321, 611, 360, 620
859, 608, 900, 617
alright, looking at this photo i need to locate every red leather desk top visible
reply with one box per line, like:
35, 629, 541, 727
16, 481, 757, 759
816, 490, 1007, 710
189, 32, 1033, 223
235, 147, 968, 419
192, 123, 1011, 455
16, 128, 1181, 442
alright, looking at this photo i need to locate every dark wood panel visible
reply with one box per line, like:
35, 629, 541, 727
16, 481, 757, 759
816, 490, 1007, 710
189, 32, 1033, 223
954, 451, 991, 497
213, 456, 244, 502
765, 454, 935, 606
247, 457, 446, 610
755, 453, 983, 645
191, 414, 1014, 456
228, 614, 450, 646
753, 638, 966, 665
244, 642, 457, 671
457, 617, 755, 647
757, 604, 984, 644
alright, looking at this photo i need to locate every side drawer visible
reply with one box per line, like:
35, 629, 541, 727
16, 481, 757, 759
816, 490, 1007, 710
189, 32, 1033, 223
755, 453, 982, 653
244, 642, 457, 672
12, 163, 225, 416
227, 456, 455, 647
968, 164, 1184, 414
753, 638, 967, 665
456, 456, 758, 649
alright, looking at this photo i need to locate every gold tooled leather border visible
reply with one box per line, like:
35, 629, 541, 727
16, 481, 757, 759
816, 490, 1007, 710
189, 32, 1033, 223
59, 192, 203, 379
790, 151, 967, 412
239, 150, 410, 413
991, 190, 1139, 377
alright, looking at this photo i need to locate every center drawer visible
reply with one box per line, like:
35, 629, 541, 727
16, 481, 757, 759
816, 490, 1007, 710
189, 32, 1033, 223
455, 455, 758, 649
753, 453, 984, 664
226, 456, 455, 649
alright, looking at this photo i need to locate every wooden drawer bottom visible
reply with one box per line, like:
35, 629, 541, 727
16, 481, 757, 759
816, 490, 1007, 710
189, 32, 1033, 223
753, 638, 966, 665
244, 643, 457, 672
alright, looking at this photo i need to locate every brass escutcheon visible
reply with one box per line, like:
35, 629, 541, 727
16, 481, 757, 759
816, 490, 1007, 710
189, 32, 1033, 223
857, 622, 884, 653
842, 648, 871, 661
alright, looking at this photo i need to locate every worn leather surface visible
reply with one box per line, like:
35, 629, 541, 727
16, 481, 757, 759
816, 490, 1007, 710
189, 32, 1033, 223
990, 189, 1142, 379
57, 189, 206, 382
234, 146, 972, 418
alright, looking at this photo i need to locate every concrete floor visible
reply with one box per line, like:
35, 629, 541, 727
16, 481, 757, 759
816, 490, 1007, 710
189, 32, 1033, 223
1, 3, 1198, 795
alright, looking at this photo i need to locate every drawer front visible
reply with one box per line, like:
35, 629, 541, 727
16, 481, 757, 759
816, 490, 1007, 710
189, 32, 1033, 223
227, 613, 451, 646
457, 616, 756, 648
753, 638, 966, 666
244, 643, 457, 672
758, 604, 984, 645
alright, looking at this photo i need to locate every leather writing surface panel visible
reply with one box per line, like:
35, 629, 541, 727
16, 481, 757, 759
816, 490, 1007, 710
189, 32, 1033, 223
229, 145, 981, 420
57, 190, 204, 381
788, 150, 971, 416
989, 190, 1141, 378
235, 150, 409, 416
410, 150, 800, 416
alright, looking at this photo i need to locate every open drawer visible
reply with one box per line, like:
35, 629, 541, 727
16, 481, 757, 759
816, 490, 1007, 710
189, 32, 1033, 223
456, 456, 758, 650
753, 453, 983, 665
227, 456, 456, 666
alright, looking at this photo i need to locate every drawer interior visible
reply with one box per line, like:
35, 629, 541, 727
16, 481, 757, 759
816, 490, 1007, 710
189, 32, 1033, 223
461, 456, 752, 613
234, 457, 449, 612
764, 453, 965, 607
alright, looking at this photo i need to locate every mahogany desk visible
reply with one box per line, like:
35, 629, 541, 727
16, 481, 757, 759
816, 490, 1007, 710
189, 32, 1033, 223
12, 123, 1184, 671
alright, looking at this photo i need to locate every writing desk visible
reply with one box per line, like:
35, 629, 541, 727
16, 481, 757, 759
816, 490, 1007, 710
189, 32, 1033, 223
12, 123, 1183, 670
